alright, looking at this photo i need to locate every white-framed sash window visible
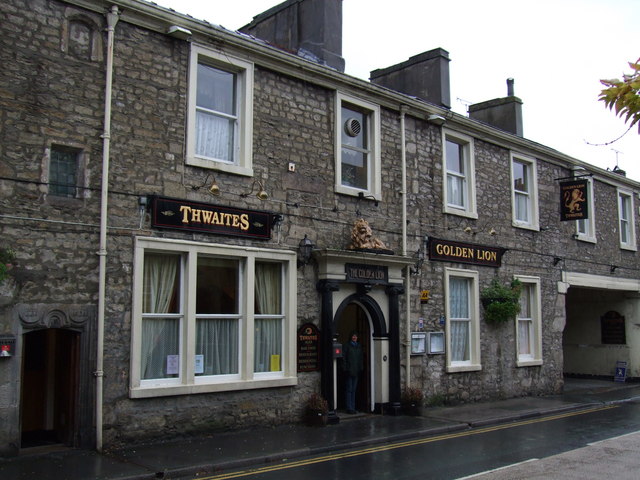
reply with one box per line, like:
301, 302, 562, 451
445, 268, 480, 372
443, 130, 477, 218
511, 154, 539, 230
618, 189, 637, 251
514, 275, 542, 367
131, 238, 297, 398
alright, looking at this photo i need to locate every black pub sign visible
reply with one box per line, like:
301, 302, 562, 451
560, 179, 589, 221
429, 238, 505, 268
150, 196, 272, 239
297, 323, 320, 372
345, 263, 388, 284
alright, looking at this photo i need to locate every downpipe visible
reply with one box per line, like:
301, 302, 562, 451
96, 5, 119, 453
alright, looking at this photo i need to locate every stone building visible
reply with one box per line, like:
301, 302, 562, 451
1, 0, 639, 455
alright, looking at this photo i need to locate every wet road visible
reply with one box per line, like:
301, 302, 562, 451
191, 400, 640, 480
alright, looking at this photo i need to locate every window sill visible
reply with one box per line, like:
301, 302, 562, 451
620, 244, 638, 252
512, 221, 539, 231
130, 376, 297, 398
186, 156, 254, 177
444, 207, 478, 219
575, 235, 596, 244
446, 363, 482, 373
517, 359, 543, 367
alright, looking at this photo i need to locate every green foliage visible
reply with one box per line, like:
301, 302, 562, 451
599, 58, 640, 133
0, 248, 15, 285
481, 278, 522, 325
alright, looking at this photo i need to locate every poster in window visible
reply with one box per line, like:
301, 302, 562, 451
195, 354, 204, 374
166, 355, 179, 375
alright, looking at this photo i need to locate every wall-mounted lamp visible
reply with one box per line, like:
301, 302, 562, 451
138, 196, 148, 228
241, 180, 268, 200
167, 25, 192, 40
208, 177, 220, 196
553, 257, 562, 266
489, 228, 497, 236
411, 235, 429, 275
427, 114, 446, 126
611, 265, 618, 274
298, 234, 315, 268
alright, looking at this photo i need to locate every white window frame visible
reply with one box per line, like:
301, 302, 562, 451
186, 44, 254, 177
130, 237, 297, 398
514, 275, 543, 367
444, 268, 481, 373
510, 153, 539, 230
442, 130, 477, 218
617, 189, 637, 251
335, 92, 381, 200
575, 175, 596, 243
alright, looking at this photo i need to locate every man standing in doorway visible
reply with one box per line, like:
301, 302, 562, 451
343, 331, 363, 414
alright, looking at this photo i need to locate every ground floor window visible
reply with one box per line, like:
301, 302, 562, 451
130, 237, 297, 398
515, 275, 543, 366
445, 268, 480, 372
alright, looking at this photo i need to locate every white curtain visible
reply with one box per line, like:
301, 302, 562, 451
196, 318, 239, 375
450, 277, 470, 362
447, 174, 465, 207
254, 263, 282, 372
515, 192, 529, 222
141, 254, 180, 379
196, 111, 233, 161
518, 285, 532, 355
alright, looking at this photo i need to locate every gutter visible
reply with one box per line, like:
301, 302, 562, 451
96, 5, 119, 453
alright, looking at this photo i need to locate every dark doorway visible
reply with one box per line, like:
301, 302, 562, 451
336, 303, 371, 413
20, 329, 80, 448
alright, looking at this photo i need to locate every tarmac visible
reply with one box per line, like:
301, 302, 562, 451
2, 378, 640, 480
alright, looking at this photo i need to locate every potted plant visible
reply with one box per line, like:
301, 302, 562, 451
481, 278, 522, 324
304, 393, 328, 426
401, 386, 424, 415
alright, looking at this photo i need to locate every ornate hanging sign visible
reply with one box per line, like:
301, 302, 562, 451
150, 196, 272, 239
428, 237, 506, 268
559, 179, 589, 221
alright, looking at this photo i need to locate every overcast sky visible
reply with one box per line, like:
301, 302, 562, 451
152, 0, 640, 181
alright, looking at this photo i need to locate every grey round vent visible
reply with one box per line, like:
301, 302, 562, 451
344, 118, 361, 137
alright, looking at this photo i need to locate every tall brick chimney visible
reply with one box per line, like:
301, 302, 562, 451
468, 78, 523, 136
240, 0, 345, 72
369, 48, 451, 109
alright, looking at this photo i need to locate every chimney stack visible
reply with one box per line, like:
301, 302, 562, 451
239, 0, 345, 72
369, 48, 451, 109
468, 78, 523, 136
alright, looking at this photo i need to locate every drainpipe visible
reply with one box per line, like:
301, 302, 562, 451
400, 107, 411, 388
96, 5, 119, 452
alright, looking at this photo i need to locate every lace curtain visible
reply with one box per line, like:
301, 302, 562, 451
254, 262, 282, 372
449, 277, 470, 362
141, 254, 180, 379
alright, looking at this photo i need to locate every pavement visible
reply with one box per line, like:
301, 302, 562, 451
2, 377, 640, 480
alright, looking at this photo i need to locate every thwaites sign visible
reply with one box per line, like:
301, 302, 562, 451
150, 196, 272, 239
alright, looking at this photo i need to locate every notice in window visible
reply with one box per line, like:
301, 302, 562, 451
166, 355, 179, 375
270, 354, 280, 372
195, 354, 204, 374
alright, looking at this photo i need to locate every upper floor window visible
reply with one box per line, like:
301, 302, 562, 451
443, 131, 476, 218
187, 45, 254, 176
445, 268, 480, 373
335, 92, 381, 199
49, 145, 80, 198
514, 276, 542, 367
130, 238, 297, 398
618, 189, 636, 250
575, 176, 596, 243
511, 154, 539, 230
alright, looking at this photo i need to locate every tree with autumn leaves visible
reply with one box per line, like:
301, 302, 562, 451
599, 58, 640, 133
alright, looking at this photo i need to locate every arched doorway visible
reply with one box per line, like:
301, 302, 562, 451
335, 302, 372, 413
20, 328, 80, 448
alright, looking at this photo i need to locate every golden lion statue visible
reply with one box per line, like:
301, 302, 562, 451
349, 218, 387, 250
